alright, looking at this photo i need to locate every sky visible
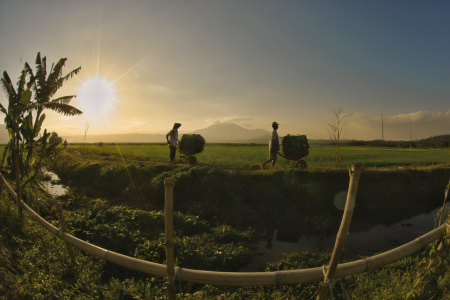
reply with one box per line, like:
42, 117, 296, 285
0, 0, 449, 141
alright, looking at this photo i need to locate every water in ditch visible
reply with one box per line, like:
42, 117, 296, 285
243, 205, 444, 271
40, 167, 447, 271
41, 167, 68, 198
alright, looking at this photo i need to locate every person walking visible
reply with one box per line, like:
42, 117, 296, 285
261, 121, 280, 170
166, 123, 181, 164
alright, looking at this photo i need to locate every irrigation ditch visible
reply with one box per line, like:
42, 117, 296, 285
51, 149, 450, 268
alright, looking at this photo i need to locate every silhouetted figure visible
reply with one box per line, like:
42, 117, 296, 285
261, 122, 280, 170
166, 123, 181, 164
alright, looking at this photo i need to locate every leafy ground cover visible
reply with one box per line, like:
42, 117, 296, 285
1, 189, 449, 299
1, 145, 450, 298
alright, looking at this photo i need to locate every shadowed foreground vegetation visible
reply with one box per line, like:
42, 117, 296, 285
1, 147, 450, 299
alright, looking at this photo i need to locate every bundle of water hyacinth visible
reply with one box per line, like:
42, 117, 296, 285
179, 134, 206, 156
281, 134, 309, 158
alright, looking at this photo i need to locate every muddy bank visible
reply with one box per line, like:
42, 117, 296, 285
52, 151, 450, 240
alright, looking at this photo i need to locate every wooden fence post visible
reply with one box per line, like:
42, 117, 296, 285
164, 177, 176, 299
15, 144, 22, 219
56, 202, 77, 264
317, 164, 361, 300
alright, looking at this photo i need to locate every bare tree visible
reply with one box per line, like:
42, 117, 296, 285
324, 107, 350, 167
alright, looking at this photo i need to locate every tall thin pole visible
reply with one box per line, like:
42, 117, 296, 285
381, 114, 384, 161
317, 164, 362, 299
410, 121, 412, 156
164, 177, 176, 299
15, 136, 22, 219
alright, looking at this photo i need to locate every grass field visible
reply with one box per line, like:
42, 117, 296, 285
71, 143, 450, 169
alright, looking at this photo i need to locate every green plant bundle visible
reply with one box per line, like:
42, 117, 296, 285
179, 134, 206, 156
281, 134, 309, 157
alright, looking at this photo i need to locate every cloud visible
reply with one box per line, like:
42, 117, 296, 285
347, 111, 450, 140
388, 111, 450, 125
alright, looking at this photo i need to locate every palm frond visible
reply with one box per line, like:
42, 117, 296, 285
45, 67, 80, 100
37, 102, 82, 116
1, 72, 16, 98
46, 58, 67, 84
49, 62, 54, 76
42, 56, 47, 79
35, 53, 47, 89
16, 69, 29, 96
24, 62, 34, 77
0, 78, 11, 98
50, 95, 77, 104
63, 66, 81, 80
0, 103, 7, 115
24, 63, 37, 94
35, 52, 41, 65
55, 66, 81, 90
35, 85, 53, 103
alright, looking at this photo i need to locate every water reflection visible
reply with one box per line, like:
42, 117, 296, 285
244, 207, 442, 271
345, 207, 440, 253
41, 167, 67, 198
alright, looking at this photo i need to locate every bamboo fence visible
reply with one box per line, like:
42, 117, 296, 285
0, 174, 448, 287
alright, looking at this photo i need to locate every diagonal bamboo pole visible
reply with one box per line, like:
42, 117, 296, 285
316, 164, 361, 300
164, 177, 176, 299
1, 174, 448, 288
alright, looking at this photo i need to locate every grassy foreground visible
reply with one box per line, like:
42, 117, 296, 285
1, 146, 450, 299
1, 172, 449, 299
72, 143, 450, 169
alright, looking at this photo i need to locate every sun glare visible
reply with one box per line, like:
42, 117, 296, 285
78, 77, 116, 116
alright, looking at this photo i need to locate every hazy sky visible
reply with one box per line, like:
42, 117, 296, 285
1, 0, 449, 140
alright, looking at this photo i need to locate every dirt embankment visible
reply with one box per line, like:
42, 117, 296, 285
0, 242, 22, 300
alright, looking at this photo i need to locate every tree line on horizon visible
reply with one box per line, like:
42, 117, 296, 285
341, 134, 450, 148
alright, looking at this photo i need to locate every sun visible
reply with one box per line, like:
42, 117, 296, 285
78, 77, 116, 116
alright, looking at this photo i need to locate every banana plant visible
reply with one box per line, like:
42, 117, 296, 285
0, 69, 33, 175
0, 69, 33, 212
1, 52, 82, 184
23, 52, 82, 171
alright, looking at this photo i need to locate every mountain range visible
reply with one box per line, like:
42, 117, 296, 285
59, 123, 272, 144
0, 123, 364, 145
1, 123, 449, 147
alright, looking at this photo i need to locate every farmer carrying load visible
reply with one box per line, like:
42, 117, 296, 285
261, 121, 280, 170
166, 123, 181, 164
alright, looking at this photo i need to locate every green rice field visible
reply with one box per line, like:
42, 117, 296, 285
71, 144, 450, 169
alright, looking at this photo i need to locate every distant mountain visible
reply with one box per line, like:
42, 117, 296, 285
64, 133, 166, 144
191, 123, 270, 143
61, 123, 327, 144
61, 123, 271, 144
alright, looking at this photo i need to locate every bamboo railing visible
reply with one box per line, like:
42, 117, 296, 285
0, 174, 448, 287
